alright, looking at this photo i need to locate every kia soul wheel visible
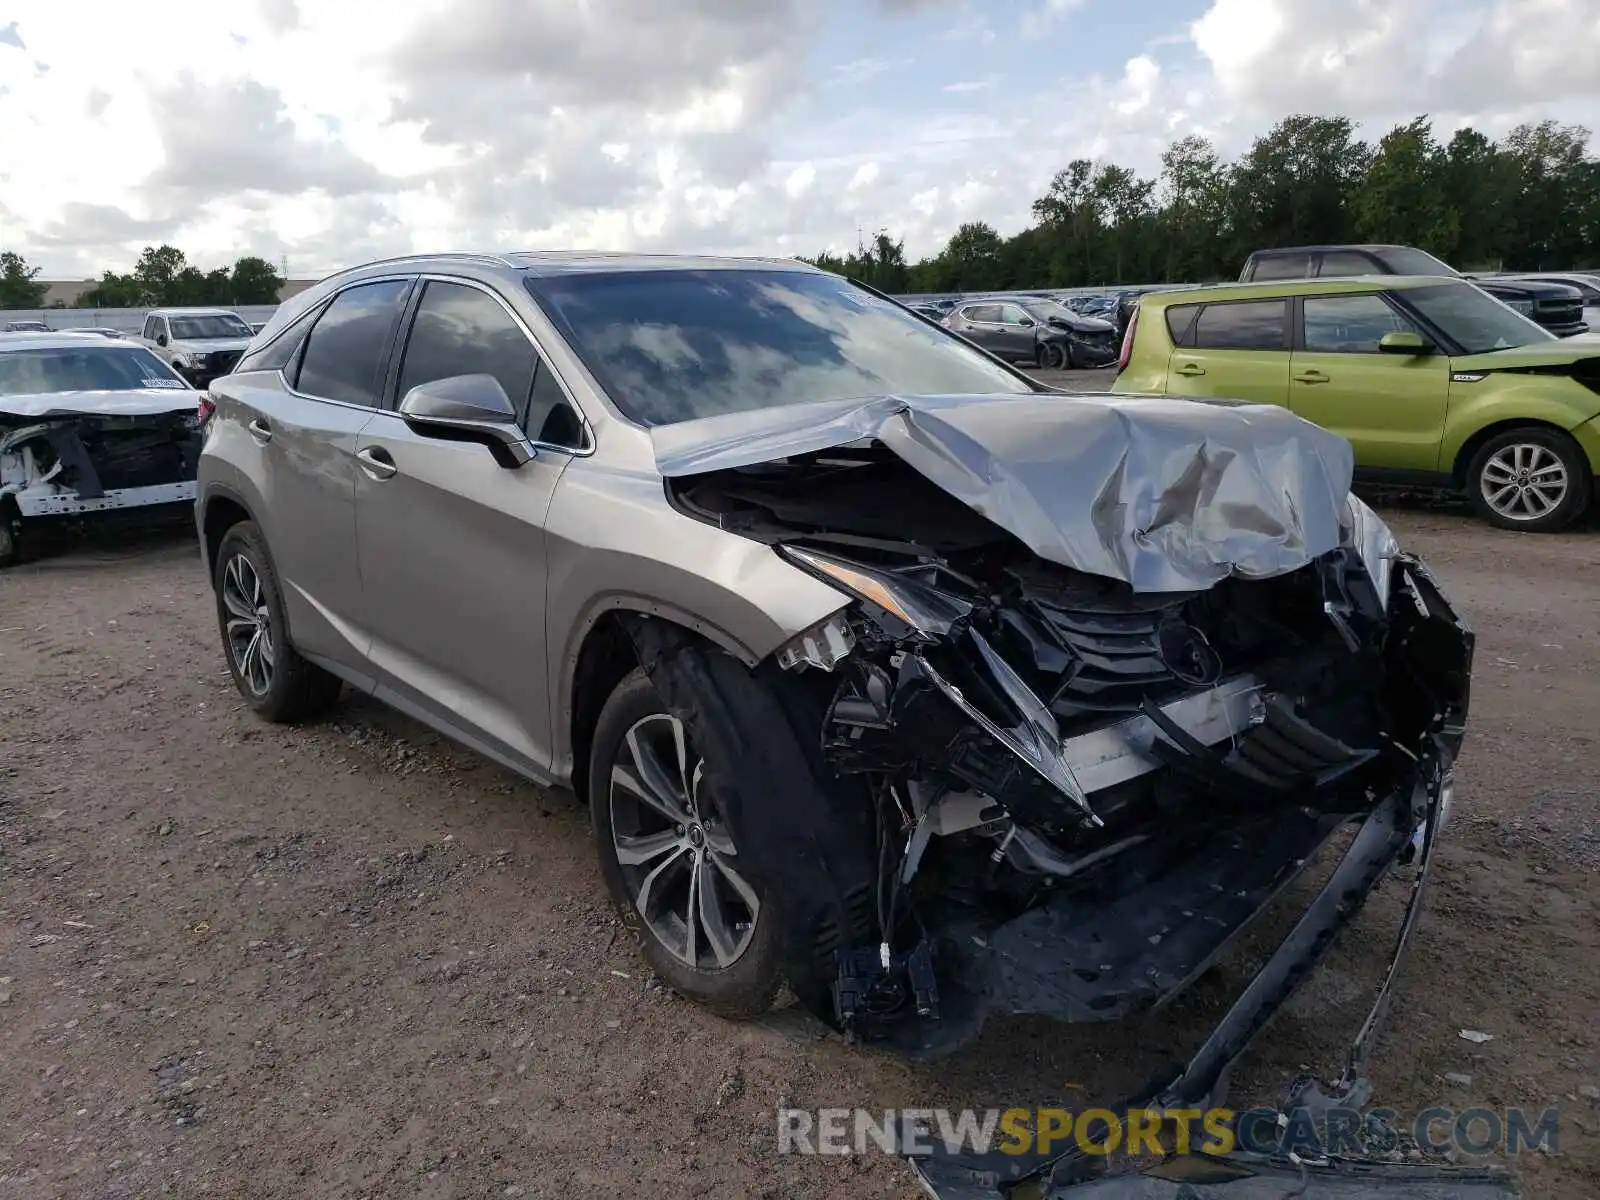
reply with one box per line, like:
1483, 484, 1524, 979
590, 669, 782, 1017
1466, 428, 1591, 532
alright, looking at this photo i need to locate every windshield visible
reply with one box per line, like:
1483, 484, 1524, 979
526, 269, 1036, 427
169, 314, 253, 340
1404, 282, 1556, 354
0, 346, 189, 396
1020, 299, 1080, 323
1377, 247, 1460, 277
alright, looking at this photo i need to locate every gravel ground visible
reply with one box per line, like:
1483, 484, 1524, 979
1, 368, 1596, 1198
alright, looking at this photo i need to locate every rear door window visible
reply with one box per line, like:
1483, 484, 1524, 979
1191, 300, 1288, 350
292, 279, 412, 406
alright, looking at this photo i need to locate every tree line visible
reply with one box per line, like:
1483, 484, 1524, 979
0, 245, 286, 310
804, 115, 1600, 294
7, 113, 1598, 309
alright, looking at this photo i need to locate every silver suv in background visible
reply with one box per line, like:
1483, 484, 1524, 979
194, 254, 1474, 1184
140, 307, 256, 386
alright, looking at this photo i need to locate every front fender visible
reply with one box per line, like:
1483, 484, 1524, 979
542, 460, 850, 778
1442, 374, 1600, 472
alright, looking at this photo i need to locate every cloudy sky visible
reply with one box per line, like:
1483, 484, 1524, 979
1, 0, 1596, 279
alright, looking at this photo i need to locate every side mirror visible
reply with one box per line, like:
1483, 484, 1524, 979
1378, 330, 1428, 355
156, 333, 168, 346
1017, 316, 1035, 328
398, 374, 533, 468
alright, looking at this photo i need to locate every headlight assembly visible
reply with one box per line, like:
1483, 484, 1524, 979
1341, 494, 1399, 607
779, 546, 972, 638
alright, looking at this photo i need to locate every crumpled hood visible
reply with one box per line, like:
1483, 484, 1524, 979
0, 387, 196, 420
652, 393, 1355, 593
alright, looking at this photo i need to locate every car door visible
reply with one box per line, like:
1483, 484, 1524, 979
1288, 292, 1450, 472
949, 304, 1005, 355
353, 276, 589, 778
237, 276, 415, 677
995, 303, 1040, 360
1164, 298, 1292, 404
145, 315, 172, 361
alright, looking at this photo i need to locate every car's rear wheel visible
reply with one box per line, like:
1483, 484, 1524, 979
1465, 428, 1591, 532
213, 521, 344, 721
590, 668, 783, 1017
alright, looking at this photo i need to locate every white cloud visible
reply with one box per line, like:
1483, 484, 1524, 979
1, 0, 1598, 279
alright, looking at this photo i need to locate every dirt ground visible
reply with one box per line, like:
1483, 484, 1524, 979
2, 369, 1597, 1198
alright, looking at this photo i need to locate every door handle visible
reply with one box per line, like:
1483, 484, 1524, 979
1293, 370, 1330, 384
356, 446, 398, 481
247, 418, 272, 444
1175, 363, 1206, 377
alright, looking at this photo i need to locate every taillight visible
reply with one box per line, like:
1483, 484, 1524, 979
1117, 307, 1139, 373
196, 391, 216, 425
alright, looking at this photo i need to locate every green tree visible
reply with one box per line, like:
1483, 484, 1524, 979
133, 244, 188, 304
76, 271, 145, 308
1227, 115, 1370, 254
230, 256, 285, 304
0, 251, 49, 308
1158, 135, 1229, 283
1352, 117, 1459, 252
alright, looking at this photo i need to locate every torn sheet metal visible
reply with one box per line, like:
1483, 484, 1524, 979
0, 386, 196, 420
651, 393, 1355, 593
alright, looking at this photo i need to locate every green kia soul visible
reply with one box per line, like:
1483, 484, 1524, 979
1112, 274, 1600, 531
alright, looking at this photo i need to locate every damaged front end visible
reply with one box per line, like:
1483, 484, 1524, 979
671, 444, 1470, 1053
0, 407, 203, 560
650, 394, 1479, 1194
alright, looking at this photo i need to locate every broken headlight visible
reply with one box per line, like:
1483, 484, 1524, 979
778, 546, 972, 638
1341, 494, 1398, 607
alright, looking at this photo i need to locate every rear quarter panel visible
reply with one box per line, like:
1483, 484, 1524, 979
1109, 303, 1173, 395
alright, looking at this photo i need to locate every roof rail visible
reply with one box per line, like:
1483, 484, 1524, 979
344, 251, 519, 271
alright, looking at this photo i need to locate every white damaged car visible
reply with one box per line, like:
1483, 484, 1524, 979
0, 332, 206, 565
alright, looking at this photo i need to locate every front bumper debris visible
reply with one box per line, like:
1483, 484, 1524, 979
908, 754, 1513, 1199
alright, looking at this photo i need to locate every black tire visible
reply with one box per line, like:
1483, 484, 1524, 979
213, 521, 344, 721
0, 498, 20, 568
1036, 341, 1063, 370
1464, 427, 1592, 532
589, 668, 785, 1018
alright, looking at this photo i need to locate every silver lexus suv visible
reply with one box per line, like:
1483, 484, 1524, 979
196, 253, 1472, 1121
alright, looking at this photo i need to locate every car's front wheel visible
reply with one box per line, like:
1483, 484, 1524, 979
1465, 427, 1592, 532
590, 668, 784, 1018
213, 521, 345, 721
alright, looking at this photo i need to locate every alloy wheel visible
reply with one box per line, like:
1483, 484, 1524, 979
222, 553, 275, 696
608, 713, 760, 970
1480, 443, 1569, 522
